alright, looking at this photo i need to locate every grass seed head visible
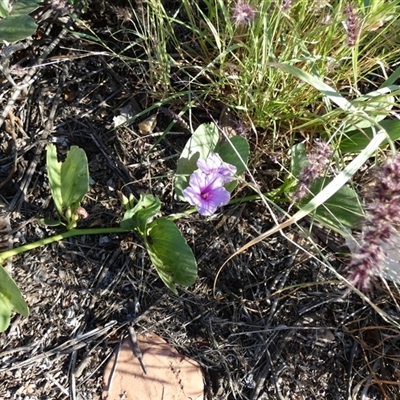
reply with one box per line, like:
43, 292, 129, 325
292, 140, 333, 202
232, 1, 257, 26
346, 155, 400, 290
51, 0, 68, 11
345, 4, 360, 47
281, 0, 294, 11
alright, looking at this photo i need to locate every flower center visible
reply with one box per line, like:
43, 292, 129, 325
201, 191, 210, 200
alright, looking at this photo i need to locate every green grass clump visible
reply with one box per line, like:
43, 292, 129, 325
126, 0, 400, 135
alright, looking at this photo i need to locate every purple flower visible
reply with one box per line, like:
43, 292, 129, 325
183, 170, 231, 216
197, 153, 237, 183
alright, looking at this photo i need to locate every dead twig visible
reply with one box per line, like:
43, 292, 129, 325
128, 326, 147, 374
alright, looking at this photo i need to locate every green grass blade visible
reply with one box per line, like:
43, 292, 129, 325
267, 62, 357, 113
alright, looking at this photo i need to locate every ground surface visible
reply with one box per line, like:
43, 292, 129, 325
1, 2, 400, 400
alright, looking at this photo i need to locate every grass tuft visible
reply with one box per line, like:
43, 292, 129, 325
123, 0, 400, 136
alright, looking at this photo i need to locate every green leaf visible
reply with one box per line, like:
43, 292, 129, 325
290, 144, 365, 234
289, 143, 365, 234
60, 146, 89, 210
175, 123, 219, 199
380, 66, 400, 89
11, 0, 40, 15
120, 193, 161, 235
301, 177, 365, 234
0, 265, 29, 329
290, 142, 308, 180
339, 119, 400, 154
46, 144, 89, 218
0, 293, 12, 332
216, 136, 250, 192
0, 14, 37, 43
0, 0, 9, 18
216, 136, 250, 175
46, 144, 63, 216
145, 218, 197, 294
344, 86, 398, 131
39, 218, 61, 227
280, 142, 309, 196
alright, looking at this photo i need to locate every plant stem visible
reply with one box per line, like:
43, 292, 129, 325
0, 227, 131, 263
0, 189, 281, 264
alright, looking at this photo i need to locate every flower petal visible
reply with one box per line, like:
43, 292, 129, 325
197, 153, 237, 183
197, 153, 223, 174
197, 186, 230, 216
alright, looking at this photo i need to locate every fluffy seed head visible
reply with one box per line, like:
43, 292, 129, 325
281, 0, 294, 11
345, 4, 360, 47
346, 155, 400, 290
232, 1, 257, 26
51, 0, 68, 11
292, 140, 333, 202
